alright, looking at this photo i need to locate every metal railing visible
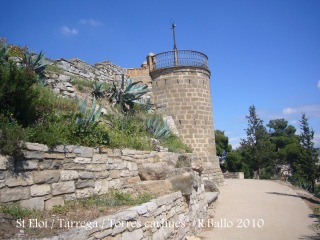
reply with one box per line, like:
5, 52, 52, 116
151, 50, 209, 71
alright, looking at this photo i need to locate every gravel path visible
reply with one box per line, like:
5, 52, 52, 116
197, 179, 318, 240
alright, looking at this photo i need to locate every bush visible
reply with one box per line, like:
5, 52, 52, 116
0, 115, 25, 157
0, 62, 38, 126
162, 135, 193, 153
105, 114, 153, 150
25, 113, 72, 147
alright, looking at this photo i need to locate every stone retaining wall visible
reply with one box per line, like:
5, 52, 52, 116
48, 188, 207, 240
0, 142, 210, 239
44, 58, 126, 98
223, 172, 244, 179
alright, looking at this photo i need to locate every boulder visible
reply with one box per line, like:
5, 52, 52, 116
138, 162, 169, 180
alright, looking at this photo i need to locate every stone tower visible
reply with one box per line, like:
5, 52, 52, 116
147, 50, 224, 185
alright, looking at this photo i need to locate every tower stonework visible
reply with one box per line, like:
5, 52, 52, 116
147, 51, 224, 185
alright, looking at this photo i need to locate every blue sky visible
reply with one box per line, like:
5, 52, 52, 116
1, 0, 320, 148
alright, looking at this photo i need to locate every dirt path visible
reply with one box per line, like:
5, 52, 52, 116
197, 179, 318, 240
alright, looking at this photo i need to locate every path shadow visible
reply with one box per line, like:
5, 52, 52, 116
266, 192, 320, 205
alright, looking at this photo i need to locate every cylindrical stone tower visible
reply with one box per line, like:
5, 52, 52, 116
147, 50, 224, 185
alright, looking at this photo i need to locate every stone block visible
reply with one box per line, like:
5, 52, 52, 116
75, 180, 95, 189
168, 171, 194, 196
5, 172, 33, 187
30, 184, 51, 196
138, 162, 169, 180
0, 155, 8, 170
73, 157, 91, 164
39, 160, 63, 170
74, 146, 94, 158
49, 145, 73, 153
33, 170, 60, 184
20, 197, 44, 210
92, 154, 108, 163
110, 170, 120, 179
43, 153, 65, 159
64, 163, 86, 170
86, 164, 106, 172
76, 188, 94, 198
45, 196, 65, 210
15, 160, 38, 171
0, 171, 4, 180
94, 179, 108, 195
0, 187, 30, 202
94, 171, 110, 179
25, 142, 48, 152
126, 176, 141, 184
78, 171, 95, 179
23, 151, 43, 159
61, 170, 79, 181
64, 193, 77, 201
121, 149, 139, 156
127, 162, 138, 171
52, 181, 75, 195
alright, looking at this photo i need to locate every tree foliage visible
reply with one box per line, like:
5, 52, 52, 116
215, 130, 232, 157
219, 105, 319, 192
240, 105, 276, 178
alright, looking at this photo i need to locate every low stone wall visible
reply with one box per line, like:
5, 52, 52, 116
49, 189, 207, 240
0, 143, 206, 209
0, 142, 211, 239
223, 172, 244, 179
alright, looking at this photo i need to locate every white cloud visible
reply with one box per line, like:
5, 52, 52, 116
317, 80, 320, 90
282, 107, 297, 115
314, 133, 320, 148
229, 136, 244, 149
61, 26, 78, 36
79, 18, 102, 27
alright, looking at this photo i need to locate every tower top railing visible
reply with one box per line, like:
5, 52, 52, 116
149, 50, 209, 71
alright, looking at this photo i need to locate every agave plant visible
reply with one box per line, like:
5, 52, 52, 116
92, 81, 104, 99
75, 96, 102, 129
108, 75, 149, 112
146, 115, 171, 139
22, 50, 47, 77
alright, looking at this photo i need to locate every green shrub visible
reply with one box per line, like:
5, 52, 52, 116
70, 123, 109, 147
25, 113, 72, 147
8, 45, 27, 58
0, 115, 25, 157
162, 135, 193, 153
104, 114, 153, 150
0, 61, 38, 126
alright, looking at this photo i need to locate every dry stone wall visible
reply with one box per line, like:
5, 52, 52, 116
0, 143, 211, 239
47, 188, 207, 240
44, 58, 126, 98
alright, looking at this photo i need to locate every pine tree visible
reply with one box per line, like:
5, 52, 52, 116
297, 113, 318, 192
240, 105, 275, 178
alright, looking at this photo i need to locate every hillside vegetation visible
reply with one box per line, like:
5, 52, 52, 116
0, 40, 191, 158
